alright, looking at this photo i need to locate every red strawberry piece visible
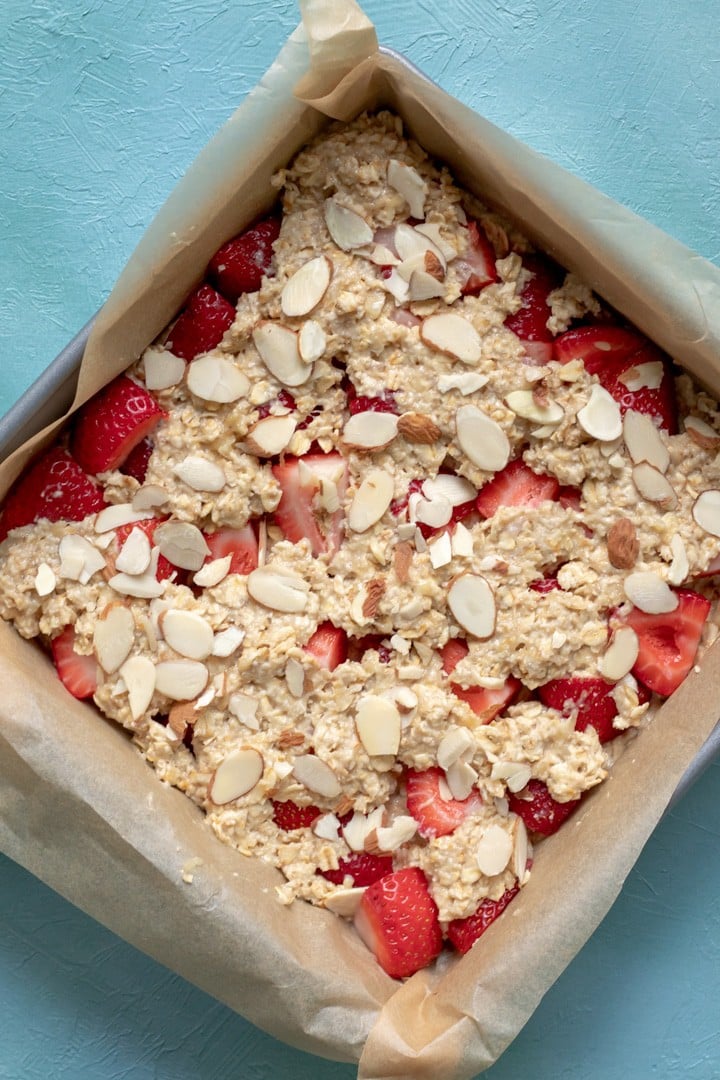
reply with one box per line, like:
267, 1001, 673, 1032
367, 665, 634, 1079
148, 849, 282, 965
354, 867, 443, 979
451, 677, 521, 724
504, 254, 562, 363
346, 635, 392, 664
304, 621, 348, 671
70, 375, 167, 475
345, 381, 398, 416
446, 885, 520, 954
557, 485, 582, 512
539, 677, 622, 743
50, 625, 98, 700
529, 576, 561, 594
456, 220, 498, 295
114, 517, 176, 581
208, 217, 281, 301
439, 637, 469, 676
406, 766, 482, 839
271, 800, 321, 831
272, 452, 348, 557
319, 852, 393, 887
0, 447, 107, 541
621, 588, 711, 697
165, 284, 236, 361
475, 459, 559, 519
120, 437, 153, 483
203, 524, 258, 576
508, 779, 580, 837
555, 326, 677, 431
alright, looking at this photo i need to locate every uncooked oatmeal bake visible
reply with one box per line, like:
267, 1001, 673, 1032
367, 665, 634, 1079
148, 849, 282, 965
2, 110, 720, 979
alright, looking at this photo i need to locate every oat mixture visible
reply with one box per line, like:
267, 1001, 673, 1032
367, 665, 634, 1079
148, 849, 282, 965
2, 112, 720, 961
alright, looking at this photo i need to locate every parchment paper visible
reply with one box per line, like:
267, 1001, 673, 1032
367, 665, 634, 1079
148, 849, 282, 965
2, 2, 720, 1076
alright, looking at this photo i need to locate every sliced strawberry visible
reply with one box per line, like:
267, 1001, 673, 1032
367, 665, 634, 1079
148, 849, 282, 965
539, 677, 620, 743
439, 637, 469, 676
354, 867, 443, 979
345, 381, 398, 416
114, 517, 176, 581
271, 800, 321, 831
504, 254, 562, 362
451, 677, 521, 724
557, 485, 582, 512
208, 216, 281, 301
203, 524, 258, 576
272, 452, 348, 557
50, 625, 98, 700
346, 635, 392, 664
553, 324, 646, 367
304, 622, 348, 671
508, 779, 580, 837
529, 576, 561, 594
446, 885, 520, 954
621, 588, 711, 697
476, 459, 559, 519
0, 447, 107, 541
406, 766, 482, 839
165, 284, 236, 361
457, 220, 498, 295
120, 437, 153, 483
70, 375, 167, 475
319, 852, 393, 887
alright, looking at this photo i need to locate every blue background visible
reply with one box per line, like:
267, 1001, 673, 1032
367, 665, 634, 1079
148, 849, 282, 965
1, 1, 719, 1077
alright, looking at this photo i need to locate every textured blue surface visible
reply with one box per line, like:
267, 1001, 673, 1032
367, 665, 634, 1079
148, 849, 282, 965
1, 1, 720, 1077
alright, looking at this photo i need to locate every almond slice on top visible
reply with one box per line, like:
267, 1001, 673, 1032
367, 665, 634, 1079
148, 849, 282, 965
209, 747, 264, 805
115, 525, 152, 576
246, 414, 298, 457
120, 655, 156, 720
186, 354, 250, 403
407, 269, 445, 302
174, 456, 226, 493
298, 320, 327, 363
623, 571, 678, 614
324, 198, 373, 250
160, 609, 214, 661
421, 312, 481, 365
387, 159, 427, 219
281, 255, 333, 318
622, 410, 669, 473
505, 389, 564, 426
355, 695, 402, 757
447, 573, 496, 639
693, 490, 720, 537
685, 416, 720, 451
154, 521, 210, 571
632, 463, 678, 509
343, 411, 399, 451
143, 347, 186, 391
252, 321, 312, 387
598, 625, 639, 682
247, 566, 310, 612
577, 384, 623, 442
292, 754, 342, 798
455, 404, 511, 471
348, 469, 395, 533
155, 659, 210, 701
93, 603, 135, 673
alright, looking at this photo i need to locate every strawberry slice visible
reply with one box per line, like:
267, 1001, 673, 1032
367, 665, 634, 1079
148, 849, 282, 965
203, 524, 259, 576
208, 216, 281, 301
451, 678, 521, 724
319, 852, 393, 887
621, 588, 711, 697
555, 326, 677, 431
119, 437, 153, 483
508, 779, 580, 837
504, 254, 562, 364
345, 382, 398, 416
557, 485, 582, 512
70, 376, 167, 475
0, 447, 107, 541
457, 220, 498, 295
354, 867, 443, 979
539, 677, 620, 743
272, 452, 348, 557
439, 637, 469, 675
446, 885, 520, 954
165, 284, 236, 361
475, 459, 559, 519
271, 800, 321, 830
50, 625, 98, 700
114, 518, 176, 581
406, 767, 482, 839
304, 622, 348, 671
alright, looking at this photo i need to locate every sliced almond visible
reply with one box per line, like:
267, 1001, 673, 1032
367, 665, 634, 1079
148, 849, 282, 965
108, 559, 165, 599
324, 198, 373, 250
667, 534, 689, 586
455, 405, 510, 471
246, 414, 297, 457
34, 562, 56, 596
632, 463, 678, 509
58, 535, 106, 583
212, 625, 245, 657
324, 887, 366, 917
342, 411, 399, 450
247, 565, 310, 612
143, 346, 186, 390
209, 747, 264, 805
607, 517, 639, 570
685, 415, 720, 451
476, 823, 513, 877
490, 761, 533, 794
93, 603, 135, 673
355, 695, 401, 757
193, 555, 232, 588
281, 255, 332, 317
131, 484, 168, 511
382, 268, 410, 304
624, 571, 678, 614
623, 410, 669, 472
95, 504, 155, 533
437, 726, 474, 770
115, 525, 152, 576
407, 269, 445, 301
438, 371, 489, 396
167, 701, 197, 740
414, 222, 457, 261
298, 319, 327, 363
347, 469, 394, 533
119, 655, 156, 720
428, 530, 452, 569
154, 522, 210, 571
312, 812, 341, 841
505, 389, 564, 426
252, 322, 311, 387
451, 521, 474, 558
174, 455, 226, 493
160, 609, 214, 661
446, 759, 478, 801
447, 573, 496, 638
186, 354, 250, 403
292, 754, 342, 798
598, 625, 639, 682
285, 658, 305, 698
228, 692, 259, 728
154, 659, 209, 701
577, 385, 623, 442
693, 490, 720, 537
395, 225, 446, 273
397, 412, 441, 444
375, 815, 418, 852
422, 475, 476, 507
362, 577, 386, 619
618, 360, 664, 392
421, 312, 481, 365
511, 814, 529, 880
387, 159, 427, 219
393, 541, 413, 583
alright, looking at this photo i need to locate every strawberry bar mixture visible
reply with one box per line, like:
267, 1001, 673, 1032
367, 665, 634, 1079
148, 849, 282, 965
2, 111, 720, 979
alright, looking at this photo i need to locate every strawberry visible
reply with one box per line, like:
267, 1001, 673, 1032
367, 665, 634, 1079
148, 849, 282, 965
208, 216, 281, 301
504, 254, 562, 364
539, 677, 621, 743
319, 852, 393, 887
272, 452, 348, 557
114, 518, 176, 581
304, 622, 348, 671
392, 476, 476, 540
508, 779, 580, 837
50, 625, 98, 700
529, 576, 561, 594
203, 524, 258, 576
271, 800, 321, 830
475, 459, 559, 519
456, 220, 498, 295
353, 867, 443, 979
451, 677, 521, 724
346, 635, 392, 664
119, 437, 153, 483
406, 767, 482, 839
555, 325, 677, 431
0, 447, 106, 541
439, 637, 469, 676
446, 885, 520, 954
621, 588, 711, 697
345, 382, 398, 416
70, 376, 167, 475
557, 485, 582, 512
165, 284, 236, 361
